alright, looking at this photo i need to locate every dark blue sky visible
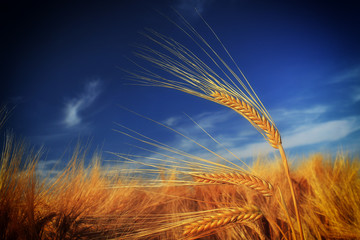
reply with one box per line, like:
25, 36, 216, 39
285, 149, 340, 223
1, 0, 360, 170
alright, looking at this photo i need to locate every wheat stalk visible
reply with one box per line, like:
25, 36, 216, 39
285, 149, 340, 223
183, 205, 262, 236
193, 172, 273, 197
205, 90, 303, 239
209, 91, 304, 240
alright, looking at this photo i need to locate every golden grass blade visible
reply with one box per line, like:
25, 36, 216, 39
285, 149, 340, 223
183, 205, 262, 236
192, 172, 273, 197
0, 105, 9, 130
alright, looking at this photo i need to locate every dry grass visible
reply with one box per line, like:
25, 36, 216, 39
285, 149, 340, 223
0, 135, 359, 239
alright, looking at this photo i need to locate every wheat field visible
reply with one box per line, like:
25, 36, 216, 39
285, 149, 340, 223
1, 12, 360, 240
1, 133, 359, 239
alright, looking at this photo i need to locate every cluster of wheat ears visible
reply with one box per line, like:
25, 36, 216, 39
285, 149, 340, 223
125, 11, 305, 239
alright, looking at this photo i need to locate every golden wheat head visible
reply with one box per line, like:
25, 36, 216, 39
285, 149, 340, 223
210, 91, 281, 148
183, 205, 262, 236
127, 19, 281, 151
193, 172, 273, 197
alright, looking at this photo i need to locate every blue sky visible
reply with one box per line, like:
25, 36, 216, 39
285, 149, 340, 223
1, 0, 360, 171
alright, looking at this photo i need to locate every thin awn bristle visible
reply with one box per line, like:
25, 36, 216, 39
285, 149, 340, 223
193, 172, 273, 197
210, 91, 281, 149
183, 205, 262, 236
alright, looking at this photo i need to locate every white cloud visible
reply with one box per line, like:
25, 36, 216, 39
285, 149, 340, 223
140, 104, 360, 164
283, 118, 360, 149
63, 80, 101, 128
228, 142, 274, 159
163, 116, 181, 126
272, 105, 329, 125
36, 160, 62, 178
329, 65, 360, 84
194, 110, 235, 129
171, 118, 359, 163
352, 87, 360, 102
224, 117, 360, 159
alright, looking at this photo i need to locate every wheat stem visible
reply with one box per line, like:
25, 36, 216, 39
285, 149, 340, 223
279, 145, 304, 240
210, 90, 303, 239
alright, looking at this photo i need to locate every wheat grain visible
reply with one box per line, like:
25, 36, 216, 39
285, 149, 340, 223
210, 91, 281, 149
183, 205, 262, 236
193, 172, 273, 197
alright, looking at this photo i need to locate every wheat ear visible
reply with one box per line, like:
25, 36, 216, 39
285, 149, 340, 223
193, 172, 273, 197
210, 91, 281, 149
183, 205, 262, 236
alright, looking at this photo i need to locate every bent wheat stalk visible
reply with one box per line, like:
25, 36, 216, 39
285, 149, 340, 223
193, 172, 273, 197
210, 90, 303, 239
183, 205, 262, 236
129, 12, 304, 240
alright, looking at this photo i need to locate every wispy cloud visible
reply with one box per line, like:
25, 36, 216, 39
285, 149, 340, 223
352, 87, 360, 103
272, 105, 329, 125
150, 103, 360, 161
63, 80, 102, 128
194, 110, 235, 129
282, 118, 360, 148
193, 118, 359, 159
163, 116, 181, 127
329, 65, 360, 84
36, 159, 62, 179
